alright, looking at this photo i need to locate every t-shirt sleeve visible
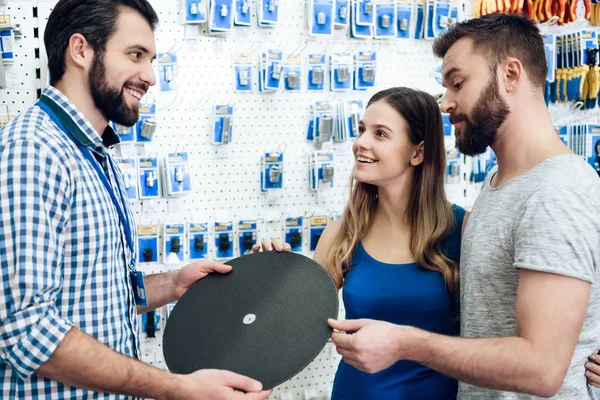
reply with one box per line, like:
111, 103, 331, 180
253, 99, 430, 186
513, 187, 599, 283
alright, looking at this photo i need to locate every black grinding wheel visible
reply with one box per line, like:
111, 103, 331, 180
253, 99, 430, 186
162, 251, 339, 390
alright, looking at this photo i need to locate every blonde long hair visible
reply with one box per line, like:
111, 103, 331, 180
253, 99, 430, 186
324, 87, 459, 298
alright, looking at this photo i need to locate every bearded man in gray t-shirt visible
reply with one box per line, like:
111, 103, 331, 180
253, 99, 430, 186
325, 13, 600, 400
430, 13, 600, 400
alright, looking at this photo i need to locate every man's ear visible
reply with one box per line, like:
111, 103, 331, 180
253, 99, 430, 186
410, 141, 424, 166
503, 57, 523, 94
66, 33, 94, 70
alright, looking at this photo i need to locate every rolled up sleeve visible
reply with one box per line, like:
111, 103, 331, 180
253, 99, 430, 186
0, 139, 73, 380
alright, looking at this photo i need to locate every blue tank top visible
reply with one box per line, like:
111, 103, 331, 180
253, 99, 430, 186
331, 204, 466, 400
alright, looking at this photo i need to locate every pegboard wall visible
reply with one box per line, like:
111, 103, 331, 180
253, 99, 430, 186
0, 0, 38, 118
1, 0, 599, 399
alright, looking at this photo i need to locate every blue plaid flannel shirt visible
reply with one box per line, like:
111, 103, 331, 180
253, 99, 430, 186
0, 86, 140, 399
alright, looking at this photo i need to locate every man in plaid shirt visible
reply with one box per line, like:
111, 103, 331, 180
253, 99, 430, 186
0, 0, 270, 398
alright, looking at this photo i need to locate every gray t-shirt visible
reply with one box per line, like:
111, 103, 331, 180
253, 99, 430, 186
459, 154, 600, 399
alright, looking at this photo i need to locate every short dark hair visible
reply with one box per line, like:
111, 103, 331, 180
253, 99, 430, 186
44, 0, 159, 85
432, 14, 547, 90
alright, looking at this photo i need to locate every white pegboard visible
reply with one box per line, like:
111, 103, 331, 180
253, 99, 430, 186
0, 0, 39, 117
2, 0, 599, 399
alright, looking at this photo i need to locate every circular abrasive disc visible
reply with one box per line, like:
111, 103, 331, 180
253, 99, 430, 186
162, 251, 339, 389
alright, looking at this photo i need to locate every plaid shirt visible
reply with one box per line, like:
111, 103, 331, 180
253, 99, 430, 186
0, 86, 139, 399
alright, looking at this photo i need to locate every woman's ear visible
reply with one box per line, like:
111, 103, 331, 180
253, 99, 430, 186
410, 141, 424, 166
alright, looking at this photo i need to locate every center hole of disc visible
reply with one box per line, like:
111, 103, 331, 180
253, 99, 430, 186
243, 314, 256, 325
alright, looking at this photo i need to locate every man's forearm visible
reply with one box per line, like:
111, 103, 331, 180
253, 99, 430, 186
137, 271, 178, 314
402, 328, 562, 397
37, 327, 180, 399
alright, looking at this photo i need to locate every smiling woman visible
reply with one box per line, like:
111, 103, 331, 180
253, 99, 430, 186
325, 87, 458, 295
307, 87, 466, 400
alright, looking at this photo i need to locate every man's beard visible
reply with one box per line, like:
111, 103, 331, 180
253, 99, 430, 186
89, 52, 146, 127
450, 71, 510, 156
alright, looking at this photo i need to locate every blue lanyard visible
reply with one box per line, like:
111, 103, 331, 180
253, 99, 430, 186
37, 99, 136, 265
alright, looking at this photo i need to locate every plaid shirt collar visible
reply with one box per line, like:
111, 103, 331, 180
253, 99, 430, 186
39, 86, 121, 153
